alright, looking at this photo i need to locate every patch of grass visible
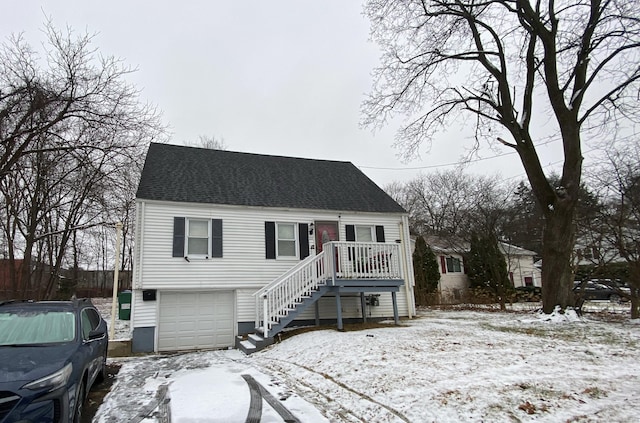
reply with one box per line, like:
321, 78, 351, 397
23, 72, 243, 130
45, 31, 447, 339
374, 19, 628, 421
518, 401, 536, 414
478, 323, 554, 339
582, 386, 607, 399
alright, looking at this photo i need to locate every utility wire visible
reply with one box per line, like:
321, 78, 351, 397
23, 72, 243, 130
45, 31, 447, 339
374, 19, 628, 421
358, 141, 601, 184
357, 138, 559, 171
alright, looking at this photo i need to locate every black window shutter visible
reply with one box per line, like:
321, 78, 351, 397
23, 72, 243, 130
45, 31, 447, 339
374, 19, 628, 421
265, 222, 276, 259
346, 225, 355, 241
211, 219, 223, 258
173, 217, 185, 257
345, 224, 355, 260
375, 226, 385, 242
298, 223, 309, 259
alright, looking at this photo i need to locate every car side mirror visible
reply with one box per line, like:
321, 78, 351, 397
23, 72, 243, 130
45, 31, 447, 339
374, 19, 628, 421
88, 329, 106, 340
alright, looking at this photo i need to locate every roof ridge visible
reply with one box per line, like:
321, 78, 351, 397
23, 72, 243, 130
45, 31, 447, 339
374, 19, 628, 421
149, 142, 353, 165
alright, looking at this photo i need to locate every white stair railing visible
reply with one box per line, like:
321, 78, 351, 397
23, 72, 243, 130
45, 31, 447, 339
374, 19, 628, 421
254, 251, 327, 338
253, 241, 402, 338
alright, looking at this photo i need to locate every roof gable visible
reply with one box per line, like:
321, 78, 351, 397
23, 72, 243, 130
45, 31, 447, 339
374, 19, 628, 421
136, 143, 405, 213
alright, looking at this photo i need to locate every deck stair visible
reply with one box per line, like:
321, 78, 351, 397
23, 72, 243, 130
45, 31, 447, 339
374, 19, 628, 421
237, 286, 330, 354
238, 251, 328, 354
237, 241, 403, 355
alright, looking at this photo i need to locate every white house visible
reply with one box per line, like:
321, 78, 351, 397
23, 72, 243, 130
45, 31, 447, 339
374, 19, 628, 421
499, 242, 541, 288
130, 143, 416, 353
420, 236, 541, 303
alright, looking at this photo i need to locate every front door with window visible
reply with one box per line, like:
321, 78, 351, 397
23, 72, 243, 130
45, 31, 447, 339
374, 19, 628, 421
315, 221, 339, 253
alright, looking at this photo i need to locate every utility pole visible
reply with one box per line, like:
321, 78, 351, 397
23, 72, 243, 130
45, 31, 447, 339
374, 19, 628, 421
109, 222, 123, 340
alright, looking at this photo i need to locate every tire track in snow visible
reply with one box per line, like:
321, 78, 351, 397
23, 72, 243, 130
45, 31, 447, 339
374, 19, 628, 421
258, 357, 411, 423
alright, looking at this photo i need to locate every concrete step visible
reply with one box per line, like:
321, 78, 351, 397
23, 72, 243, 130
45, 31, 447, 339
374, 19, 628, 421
239, 340, 257, 354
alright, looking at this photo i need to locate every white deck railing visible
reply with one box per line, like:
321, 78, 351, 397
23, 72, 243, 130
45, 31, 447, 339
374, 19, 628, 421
254, 241, 402, 337
328, 241, 402, 281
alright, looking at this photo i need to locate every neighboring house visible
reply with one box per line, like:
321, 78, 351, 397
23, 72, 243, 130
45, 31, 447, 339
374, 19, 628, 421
573, 237, 627, 269
131, 143, 416, 353
422, 236, 468, 303
499, 243, 541, 288
418, 236, 541, 303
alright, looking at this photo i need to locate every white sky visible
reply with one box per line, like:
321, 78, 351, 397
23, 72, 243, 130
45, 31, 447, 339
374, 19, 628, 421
1, 1, 570, 187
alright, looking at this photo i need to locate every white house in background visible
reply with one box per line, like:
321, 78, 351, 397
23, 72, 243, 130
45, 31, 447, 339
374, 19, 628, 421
131, 143, 416, 354
419, 236, 541, 303
499, 242, 542, 288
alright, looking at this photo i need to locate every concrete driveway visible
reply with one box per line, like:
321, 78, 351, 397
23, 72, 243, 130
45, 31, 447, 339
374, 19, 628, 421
93, 349, 327, 422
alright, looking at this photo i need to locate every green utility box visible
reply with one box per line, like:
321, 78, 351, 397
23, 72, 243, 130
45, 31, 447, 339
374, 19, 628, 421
118, 290, 132, 320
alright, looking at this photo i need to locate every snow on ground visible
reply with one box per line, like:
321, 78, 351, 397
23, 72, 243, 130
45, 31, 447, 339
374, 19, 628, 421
94, 300, 640, 422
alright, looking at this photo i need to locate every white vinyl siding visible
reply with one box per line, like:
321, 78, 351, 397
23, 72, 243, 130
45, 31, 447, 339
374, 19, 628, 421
132, 200, 413, 336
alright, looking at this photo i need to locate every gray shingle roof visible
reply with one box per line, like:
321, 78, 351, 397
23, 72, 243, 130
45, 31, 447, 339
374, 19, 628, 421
136, 143, 406, 213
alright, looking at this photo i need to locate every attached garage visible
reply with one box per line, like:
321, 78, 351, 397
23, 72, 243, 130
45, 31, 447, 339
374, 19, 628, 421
158, 291, 235, 351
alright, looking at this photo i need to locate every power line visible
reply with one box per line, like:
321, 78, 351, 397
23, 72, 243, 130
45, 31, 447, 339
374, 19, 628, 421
358, 141, 602, 184
357, 138, 559, 171
359, 150, 518, 171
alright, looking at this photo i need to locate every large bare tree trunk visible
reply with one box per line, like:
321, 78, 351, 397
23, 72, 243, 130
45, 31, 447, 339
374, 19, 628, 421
541, 202, 577, 313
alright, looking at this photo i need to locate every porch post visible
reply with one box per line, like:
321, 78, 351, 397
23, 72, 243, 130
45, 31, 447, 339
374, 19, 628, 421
360, 292, 367, 323
263, 295, 269, 338
335, 293, 343, 331
314, 300, 320, 326
330, 242, 337, 285
391, 291, 399, 325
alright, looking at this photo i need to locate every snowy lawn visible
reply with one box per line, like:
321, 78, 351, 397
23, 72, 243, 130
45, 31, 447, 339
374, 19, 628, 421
95, 304, 640, 422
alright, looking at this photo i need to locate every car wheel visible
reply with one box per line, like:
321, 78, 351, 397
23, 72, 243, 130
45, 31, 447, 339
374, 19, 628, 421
73, 380, 85, 423
609, 294, 621, 303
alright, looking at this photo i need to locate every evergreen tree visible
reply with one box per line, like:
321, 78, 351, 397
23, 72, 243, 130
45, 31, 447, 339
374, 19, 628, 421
466, 233, 512, 309
467, 233, 490, 290
413, 237, 440, 304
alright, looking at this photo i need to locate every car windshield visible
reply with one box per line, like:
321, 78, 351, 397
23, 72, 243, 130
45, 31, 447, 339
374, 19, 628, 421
0, 310, 76, 345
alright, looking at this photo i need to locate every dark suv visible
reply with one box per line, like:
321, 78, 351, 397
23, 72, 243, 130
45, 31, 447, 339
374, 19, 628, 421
0, 298, 108, 423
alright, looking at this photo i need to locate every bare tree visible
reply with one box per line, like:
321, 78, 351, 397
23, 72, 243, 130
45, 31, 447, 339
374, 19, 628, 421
388, 170, 509, 241
185, 135, 227, 150
590, 146, 640, 317
0, 22, 164, 299
364, 0, 640, 313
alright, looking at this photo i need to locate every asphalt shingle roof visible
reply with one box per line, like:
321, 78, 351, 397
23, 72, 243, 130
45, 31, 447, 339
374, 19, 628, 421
136, 143, 406, 213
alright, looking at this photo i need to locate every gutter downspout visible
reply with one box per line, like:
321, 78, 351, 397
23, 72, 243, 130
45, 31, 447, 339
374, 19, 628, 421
133, 201, 145, 291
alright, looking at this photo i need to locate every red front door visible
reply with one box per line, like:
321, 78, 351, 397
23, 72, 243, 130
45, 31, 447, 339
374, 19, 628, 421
315, 221, 339, 253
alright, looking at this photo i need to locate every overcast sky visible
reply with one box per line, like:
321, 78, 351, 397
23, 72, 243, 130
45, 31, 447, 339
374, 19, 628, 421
2, 1, 570, 187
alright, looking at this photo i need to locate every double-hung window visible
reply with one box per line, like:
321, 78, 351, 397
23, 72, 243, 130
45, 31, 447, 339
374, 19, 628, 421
187, 219, 210, 256
446, 256, 462, 273
265, 222, 309, 260
345, 224, 386, 243
355, 226, 374, 242
276, 223, 297, 257
173, 217, 223, 258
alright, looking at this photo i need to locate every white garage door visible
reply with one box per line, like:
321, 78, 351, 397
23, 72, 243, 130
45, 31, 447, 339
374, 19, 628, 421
158, 291, 234, 351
